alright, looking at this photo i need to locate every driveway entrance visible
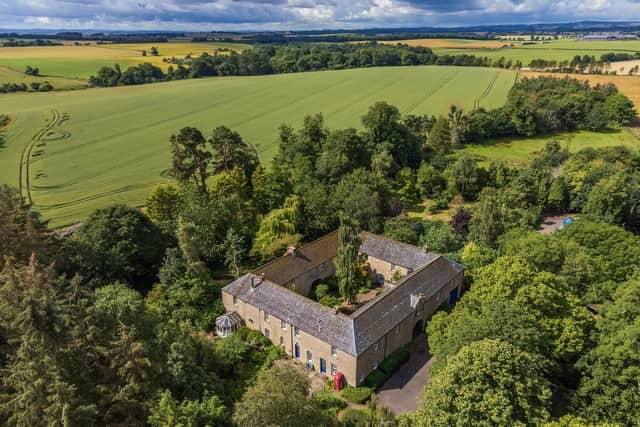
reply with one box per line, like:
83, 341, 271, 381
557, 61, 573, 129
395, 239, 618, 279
376, 335, 434, 415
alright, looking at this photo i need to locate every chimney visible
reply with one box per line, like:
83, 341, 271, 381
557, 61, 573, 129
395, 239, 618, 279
286, 246, 299, 257
422, 244, 429, 253
251, 273, 265, 289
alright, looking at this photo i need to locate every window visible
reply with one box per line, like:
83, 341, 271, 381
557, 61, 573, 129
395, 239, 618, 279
264, 312, 270, 322
264, 328, 270, 338
281, 319, 287, 330
394, 324, 400, 335
279, 336, 284, 346
331, 345, 337, 357
331, 363, 338, 375
294, 327, 300, 337
373, 360, 378, 370
306, 350, 313, 363
232, 296, 237, 305
374, 340, 379, 351
390, 263, 396, 271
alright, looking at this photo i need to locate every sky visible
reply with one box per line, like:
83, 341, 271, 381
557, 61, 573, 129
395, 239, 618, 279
1, 0, 640, 31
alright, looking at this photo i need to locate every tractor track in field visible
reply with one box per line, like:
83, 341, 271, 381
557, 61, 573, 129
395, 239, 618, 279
18, 109, 69, 205
473, 71, 500, 111
403, 69, 461, 115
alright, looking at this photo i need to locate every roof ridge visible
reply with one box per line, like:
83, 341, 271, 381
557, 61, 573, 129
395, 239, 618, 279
360, 231, 427, 252
253, 230, 339, 274
350, 255, 443, 319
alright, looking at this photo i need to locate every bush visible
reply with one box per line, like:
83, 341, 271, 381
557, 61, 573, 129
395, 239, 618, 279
340, 386, 373, 404
362, 369, 389, 389
319, 295, 341, 308
313, 392, 347, 410
429, 196, 450, 213
340, 408, 369, 426
315, 284, 330, 300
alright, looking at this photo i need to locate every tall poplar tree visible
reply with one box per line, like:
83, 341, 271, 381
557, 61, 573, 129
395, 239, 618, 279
334, 217, 361, 305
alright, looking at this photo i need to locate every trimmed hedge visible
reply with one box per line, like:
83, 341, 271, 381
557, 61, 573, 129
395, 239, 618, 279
363, 346, 411, 389
340, 386, 373, 404
363, 368, 389, 389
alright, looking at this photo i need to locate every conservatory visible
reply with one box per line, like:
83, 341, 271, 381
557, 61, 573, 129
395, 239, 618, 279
215, 311, 243, 338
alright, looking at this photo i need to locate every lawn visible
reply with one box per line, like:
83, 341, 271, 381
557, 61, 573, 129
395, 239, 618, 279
461, 128, 640, 167
0, 42, 250, 79
0, 66, 515, 227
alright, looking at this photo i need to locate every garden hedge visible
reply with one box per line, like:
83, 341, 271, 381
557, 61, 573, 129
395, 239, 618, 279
340, 386, 373, 404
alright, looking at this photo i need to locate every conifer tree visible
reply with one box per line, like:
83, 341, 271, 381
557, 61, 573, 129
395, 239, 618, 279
334, 217, 361, 305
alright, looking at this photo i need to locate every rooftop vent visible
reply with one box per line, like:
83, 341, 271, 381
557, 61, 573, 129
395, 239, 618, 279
286, 246, 299, 257
250, 273, 265, 289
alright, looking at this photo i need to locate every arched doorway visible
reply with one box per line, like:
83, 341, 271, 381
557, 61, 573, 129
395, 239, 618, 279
413, 319, 424, 338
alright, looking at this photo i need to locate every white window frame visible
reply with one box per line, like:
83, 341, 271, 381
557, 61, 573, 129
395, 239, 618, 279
374, 340, 379, 351
279, 336, 284, 346
294, 326, 300, 337
306, 350, 313, 363
281, 319, 287, 330
331, 363, 338, 375
264, 312, 270, 322
331, 345, 337, 357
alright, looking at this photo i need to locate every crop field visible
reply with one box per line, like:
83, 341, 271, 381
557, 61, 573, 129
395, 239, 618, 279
0, 65, 87, 90
380, 39, 508, 49
0, 42, 250, 79
461, 129, 640, 167
385, 38, 640, 64
519, 71, 640, 110
0, 65, 515, 227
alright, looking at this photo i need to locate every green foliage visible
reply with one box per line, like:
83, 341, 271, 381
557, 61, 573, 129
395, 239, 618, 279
0, 185, 49, 265
420, 220, 464, 255
446, 155, 484, 200
251, 196, 302, 261
232, 363, 330, 427
146, 183, 181, 227
413, 339, 552, 427
335, 218, 361, 304
427, 116, 452, 153
383, 215, 423, 246
340, 386, 373, 404
313, 391, 347, 418
417, 162, 447, 198
340, 408, 369, 426
149, 390, 229, 427
603, 93, 636, 125
583, 171, 640, 232
94, 282, 146, 328
315, 284, 330, 300
469, 187, 504, 248
574, 279, 640, 426
61, 204, 165, 288
170, 127, 211, 193
362, 369, 390, 390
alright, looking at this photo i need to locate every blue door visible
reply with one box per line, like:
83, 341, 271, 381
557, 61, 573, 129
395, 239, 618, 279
449, 288, 459, 305
320, 358, 326, 374
294, 343, 300, 359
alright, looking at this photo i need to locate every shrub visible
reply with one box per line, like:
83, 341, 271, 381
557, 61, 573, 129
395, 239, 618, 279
340, 386, 373, 404
340, 408, 369, 426
362, 369, 389, 389
315, 284, 330, 300
319, 295, 341, 308
429, 196, 450, 213
313, 392, 347, 410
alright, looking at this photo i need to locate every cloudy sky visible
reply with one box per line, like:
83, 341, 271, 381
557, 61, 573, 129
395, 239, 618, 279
1, 0, 639, 31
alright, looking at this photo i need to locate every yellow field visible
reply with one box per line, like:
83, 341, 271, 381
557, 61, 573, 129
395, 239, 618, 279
381, 38, 510, 49
519, 70, 640, 110
601, 59, 640, 75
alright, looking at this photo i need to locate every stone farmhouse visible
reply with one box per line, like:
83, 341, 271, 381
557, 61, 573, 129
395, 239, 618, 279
217, 231, 464, 386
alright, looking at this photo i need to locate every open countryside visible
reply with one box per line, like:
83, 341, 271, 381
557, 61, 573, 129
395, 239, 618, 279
0, 65, 515, 226
385, 37, 640, 65
0, 41, 249, 79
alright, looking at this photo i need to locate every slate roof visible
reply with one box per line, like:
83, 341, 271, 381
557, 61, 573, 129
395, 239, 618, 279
222, 233, 464, 357
359, 232, 439, 270
254, 231, 339, 285
224, 273, 357, 355
352, 256, 464, 354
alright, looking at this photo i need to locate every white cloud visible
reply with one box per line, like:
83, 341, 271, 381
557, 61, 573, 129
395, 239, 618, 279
0, 0, 639, 30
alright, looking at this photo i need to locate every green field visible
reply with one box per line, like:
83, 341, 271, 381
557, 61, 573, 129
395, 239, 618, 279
0, 65, 88, 89
461, 128, 640, 166
0, 66, 516, 227
432, 39, 640, 64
